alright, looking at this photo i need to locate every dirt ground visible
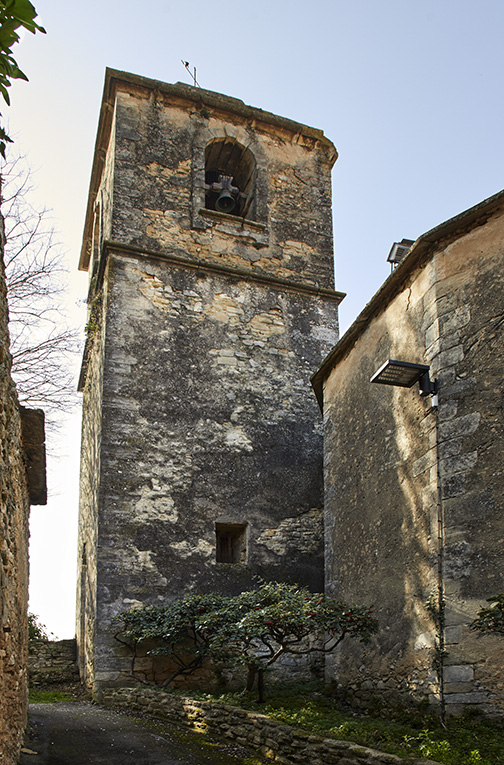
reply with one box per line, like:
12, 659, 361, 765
20, 683, 264, 764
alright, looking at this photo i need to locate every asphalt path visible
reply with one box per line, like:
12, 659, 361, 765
19, 702, 259, 764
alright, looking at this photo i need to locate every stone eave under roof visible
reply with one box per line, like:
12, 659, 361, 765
311, 186, 504, 410
79, 68, 338, 272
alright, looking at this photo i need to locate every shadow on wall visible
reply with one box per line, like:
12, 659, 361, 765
326, 305, 439, 708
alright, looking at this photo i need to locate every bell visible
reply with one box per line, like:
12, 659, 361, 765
215, 189, 236, 214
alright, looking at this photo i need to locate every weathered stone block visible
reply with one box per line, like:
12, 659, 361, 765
439, 305, 471, 334
441, 473, 467, 498
438, 344, 465, 368
412, 448, 437, 477
444, 691, 490, 705
439, 451, 477, 477
438, 413, 481, 441
444, 664, 474, 683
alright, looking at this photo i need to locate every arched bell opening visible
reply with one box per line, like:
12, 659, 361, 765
204, 139, 256, 219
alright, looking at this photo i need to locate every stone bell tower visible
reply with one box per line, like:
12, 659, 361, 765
76, 68, 343, 691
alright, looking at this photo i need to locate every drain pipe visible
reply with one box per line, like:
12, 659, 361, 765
434, 399, 446, 725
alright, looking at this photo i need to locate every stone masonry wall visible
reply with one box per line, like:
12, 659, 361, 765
77, 73, 341, 693
76, 274, 109, 684
0, 214, 30, 764
427, 207, 504, 714
80, 252, 338, 691
28, 639, 79, 687
323, 260, 439, 711
322, 205, 504, 716
101, 687, 440, 765
108, 82, 336, 291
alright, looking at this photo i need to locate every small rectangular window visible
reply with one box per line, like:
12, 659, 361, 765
215, 523, 248, 564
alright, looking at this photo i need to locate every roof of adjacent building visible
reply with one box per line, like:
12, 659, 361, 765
311, 186, 504, 409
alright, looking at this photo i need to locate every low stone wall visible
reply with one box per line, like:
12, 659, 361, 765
332, 650, 504, 719
29, 639, 79, 686
101, 687, 440, 765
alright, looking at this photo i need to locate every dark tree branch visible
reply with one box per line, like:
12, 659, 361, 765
1, 155, 80, 418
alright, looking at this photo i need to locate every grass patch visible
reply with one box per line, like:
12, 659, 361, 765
180, 684, 504, 765
29, 689, 76, 703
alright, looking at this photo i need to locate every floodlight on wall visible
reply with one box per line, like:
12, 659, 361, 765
370, 359, 438, 398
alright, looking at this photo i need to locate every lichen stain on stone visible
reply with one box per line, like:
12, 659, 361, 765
311, 324, 339, 345
134, 548, 168, 585
189, 417, 253, 453
121, 598, 144, 609
171, 539, 214, 559
230, 404, 253, 423
133, 485, 178, 523
223, 424, 253, 452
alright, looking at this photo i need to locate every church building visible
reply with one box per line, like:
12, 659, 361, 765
76, 69, 504, 717
76, 69, 342, 691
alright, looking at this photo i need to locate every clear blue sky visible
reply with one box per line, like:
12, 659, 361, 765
8, 0, 504, 636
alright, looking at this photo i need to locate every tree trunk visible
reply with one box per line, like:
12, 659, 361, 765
245, 663, 256, 692
257, 667, 265, 703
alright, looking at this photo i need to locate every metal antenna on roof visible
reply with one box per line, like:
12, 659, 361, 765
181, 61, 200, 88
